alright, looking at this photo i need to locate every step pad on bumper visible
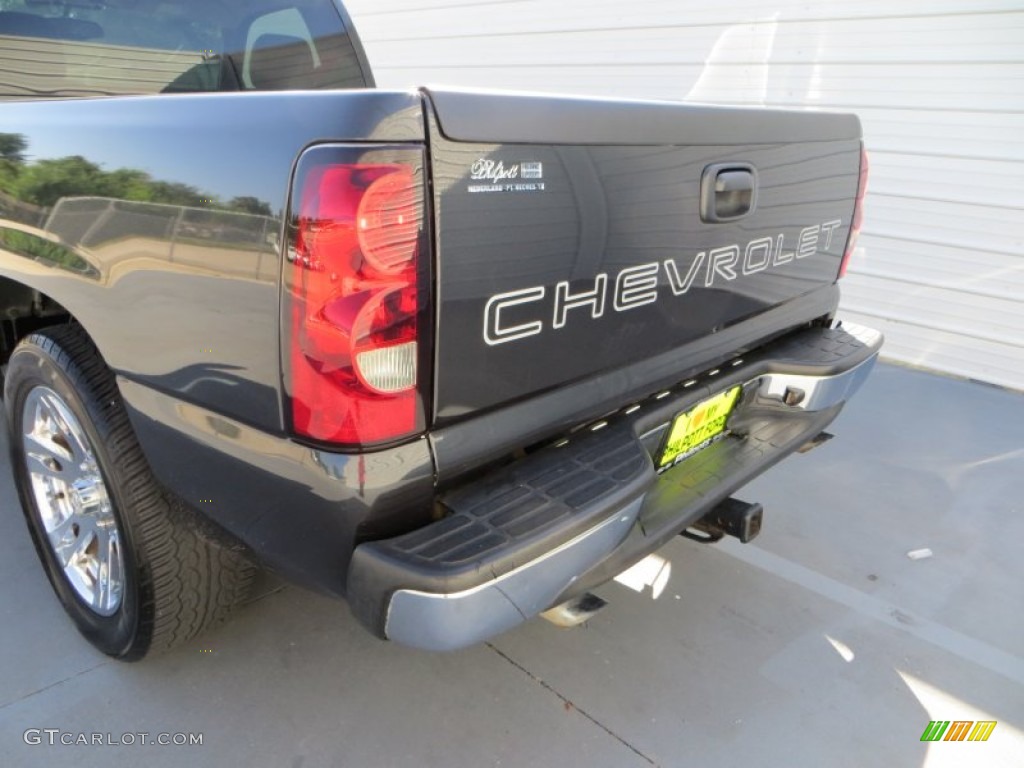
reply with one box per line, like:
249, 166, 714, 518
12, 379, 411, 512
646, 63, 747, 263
349, 424, 653, 619
395, 437, 651, 575
764, 324, 880, 372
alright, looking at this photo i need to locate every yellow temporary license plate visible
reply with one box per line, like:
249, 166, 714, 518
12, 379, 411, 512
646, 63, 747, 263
658, 386, 742, 469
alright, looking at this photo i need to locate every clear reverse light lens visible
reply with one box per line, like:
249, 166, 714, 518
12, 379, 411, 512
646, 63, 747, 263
355, 341, 417, 394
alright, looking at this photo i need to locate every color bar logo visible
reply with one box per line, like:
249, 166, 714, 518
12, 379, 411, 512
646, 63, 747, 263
921, 721, 997, 742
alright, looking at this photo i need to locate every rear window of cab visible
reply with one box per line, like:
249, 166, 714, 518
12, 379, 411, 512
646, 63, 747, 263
0, 0, 369, 99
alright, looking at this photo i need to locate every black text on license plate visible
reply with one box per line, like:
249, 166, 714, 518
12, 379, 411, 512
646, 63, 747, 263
657, 386, 741, 469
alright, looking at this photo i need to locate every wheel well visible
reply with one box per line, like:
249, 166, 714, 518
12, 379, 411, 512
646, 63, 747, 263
0, 277, 74, 366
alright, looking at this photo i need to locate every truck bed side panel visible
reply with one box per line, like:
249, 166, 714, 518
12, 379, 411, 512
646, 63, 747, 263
0, 91, 424, 431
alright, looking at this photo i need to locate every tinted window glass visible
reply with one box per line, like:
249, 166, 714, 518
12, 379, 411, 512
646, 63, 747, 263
0, 0, 367, 99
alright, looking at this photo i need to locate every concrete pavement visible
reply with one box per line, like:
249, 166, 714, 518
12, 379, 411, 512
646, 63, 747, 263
1, 362, 1022, 767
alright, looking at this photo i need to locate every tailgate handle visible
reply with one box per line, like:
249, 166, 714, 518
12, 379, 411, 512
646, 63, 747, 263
701, 163, 757, 222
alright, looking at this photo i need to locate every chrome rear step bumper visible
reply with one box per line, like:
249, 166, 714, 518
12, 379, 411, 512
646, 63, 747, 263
347, 323, 882, 651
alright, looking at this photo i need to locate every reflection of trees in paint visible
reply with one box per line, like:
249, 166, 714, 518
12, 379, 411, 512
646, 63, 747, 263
225, 196, 273, 217
0, 133, 278, 281
0, 132, 273, 215
0, 132, 26, 164
0, 226, 98, 277
0, 132, 27, 195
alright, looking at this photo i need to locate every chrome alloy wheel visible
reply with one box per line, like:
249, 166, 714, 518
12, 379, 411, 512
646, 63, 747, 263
21, 386, 124, 616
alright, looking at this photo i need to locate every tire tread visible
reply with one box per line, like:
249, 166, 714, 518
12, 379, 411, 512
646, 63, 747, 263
11, 325, 253, 659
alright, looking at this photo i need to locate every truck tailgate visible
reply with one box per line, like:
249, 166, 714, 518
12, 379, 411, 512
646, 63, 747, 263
424, 88, 863, 423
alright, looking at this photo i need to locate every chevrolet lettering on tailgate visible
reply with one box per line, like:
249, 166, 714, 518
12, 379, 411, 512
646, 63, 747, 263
484, 219, 843, 345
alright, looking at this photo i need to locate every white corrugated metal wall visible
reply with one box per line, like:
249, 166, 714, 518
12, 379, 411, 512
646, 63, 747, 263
345, 0, 1024, 390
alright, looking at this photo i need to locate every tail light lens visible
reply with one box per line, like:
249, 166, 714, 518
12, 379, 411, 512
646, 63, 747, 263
283, 146, 429, 447
838, 145, 869, 279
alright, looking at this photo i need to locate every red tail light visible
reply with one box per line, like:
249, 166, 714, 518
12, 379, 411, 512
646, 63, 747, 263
839, 146, 869, 279
283, 146, 428, 447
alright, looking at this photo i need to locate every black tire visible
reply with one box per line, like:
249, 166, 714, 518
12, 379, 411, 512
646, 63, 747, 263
4, 325, 253, 660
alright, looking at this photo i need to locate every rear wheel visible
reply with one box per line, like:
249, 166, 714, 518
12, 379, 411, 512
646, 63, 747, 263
4, 325, 253, 660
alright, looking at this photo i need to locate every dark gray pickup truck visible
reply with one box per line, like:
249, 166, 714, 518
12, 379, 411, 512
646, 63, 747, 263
0, 0, 879, 658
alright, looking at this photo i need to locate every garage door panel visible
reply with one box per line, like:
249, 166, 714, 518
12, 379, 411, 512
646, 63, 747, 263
853, 235, 1024, 300
842, 272, 1024, 344
840, 311, 1023, 390
351, 1, 1024, 39
866, 196, 1024, 256
868, 154, 1024, 209
363, 16, 1024, 64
